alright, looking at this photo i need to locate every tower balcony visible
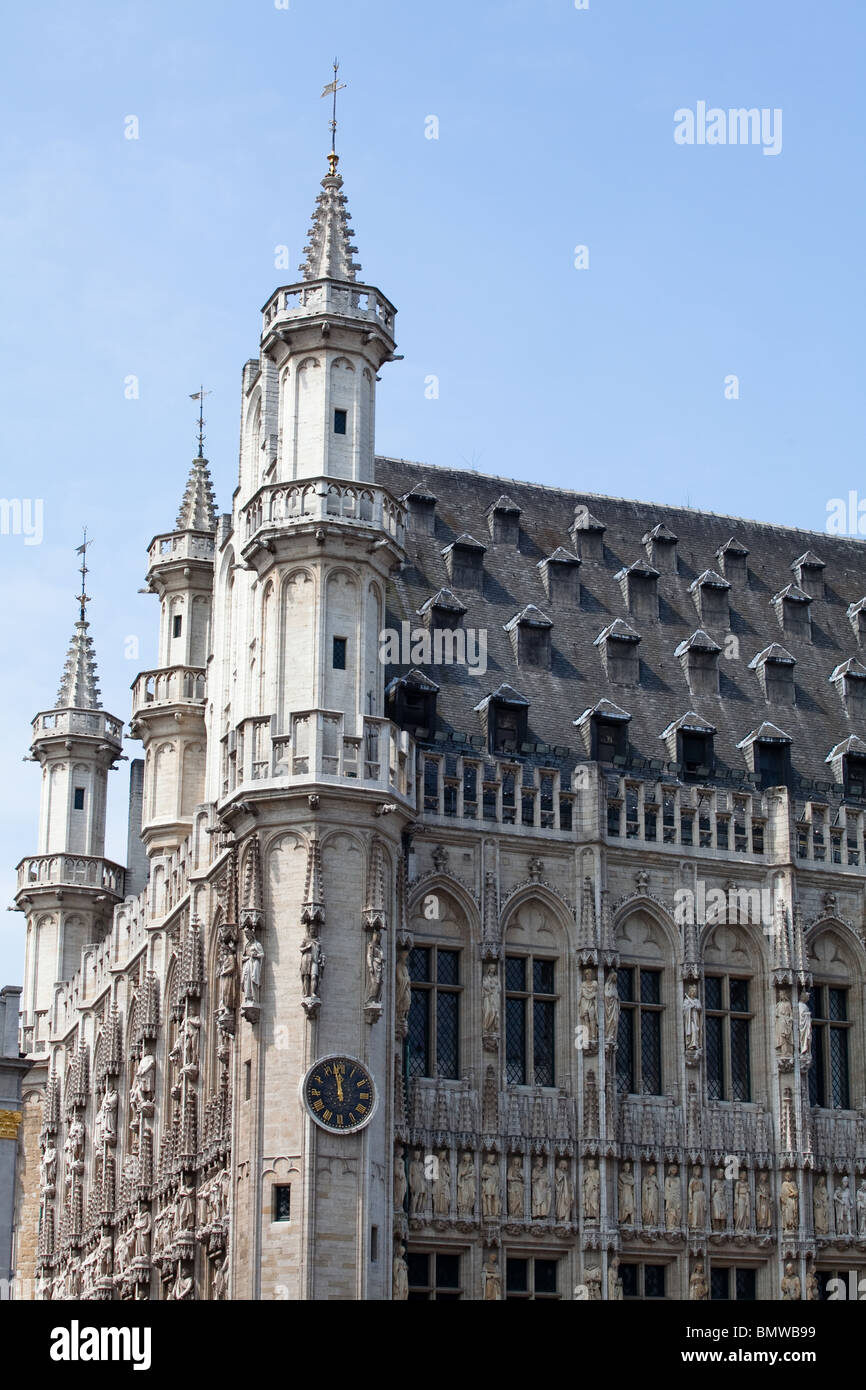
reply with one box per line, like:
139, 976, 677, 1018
31, 707, 124, 744
16, 853, 125, 899
261, 278, 396, 343
131, 665, 207, 720
146, 530, 216, 582
240, 477, 406, 559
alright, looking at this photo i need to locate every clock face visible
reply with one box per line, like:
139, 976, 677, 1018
302, 1056, 377, 1133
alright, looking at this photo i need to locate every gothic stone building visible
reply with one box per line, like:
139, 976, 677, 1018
11, 152, 866, 1304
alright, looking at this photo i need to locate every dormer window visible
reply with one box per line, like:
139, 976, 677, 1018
573, 699, 631, 764
616, 560, 660, 621
642, 522, 678, 574
736, 722, 793, 790
570, 505, 606, 562
504, 606, 553, 669
791, 550, 825, 600
417, 587, 467, 632
847, 597, 866, 644
537, 547, 581, 605
688, 570, 731, 628
595, 619, 641, 684
771, 584, 812, 640
675, 630, 721, 696
715, 536, 749, 584
475, 684, 530, 755
402, 482, 438, 536
829, 658, 866, 717
748, 644, 796, 705
487, 495, 521, 545
825, 736, 866, 798
660, 712, 716, 778
386, 669, 439, 736
442, 534, 486, 591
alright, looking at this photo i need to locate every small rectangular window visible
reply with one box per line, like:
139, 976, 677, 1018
333, 637, 347, 670
73, 787, 85, 811
273, 1186, 291, 1222
370, 1226, 378, 1263
334, 408, 348, 435
244, 1060, 251, 1100
173, 614, 183, 638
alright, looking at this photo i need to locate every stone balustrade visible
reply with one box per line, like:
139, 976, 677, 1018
241, 476, 405, 550
17, 854, 125, 897
32, 709, 123, 742
261, 277, 396, 337
147, 531, 215, 572
131, 666, 207, 716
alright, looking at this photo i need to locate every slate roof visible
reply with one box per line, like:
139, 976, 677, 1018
375, 456, 866, 786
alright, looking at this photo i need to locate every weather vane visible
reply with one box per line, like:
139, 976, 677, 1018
321, 58, 347, 174
189, 386, 212, 458
74, 528, 93, 621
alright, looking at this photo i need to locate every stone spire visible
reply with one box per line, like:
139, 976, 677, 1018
55, 619, 102, 710
299, 163, 362, 283
175, 457, 218, 533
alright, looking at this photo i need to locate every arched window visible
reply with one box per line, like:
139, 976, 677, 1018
407, 887, 467, 1080
503, 899, 565, 1088
702, 923, 763, 1103
807, 928, 858, 1110
614, 909, 669, 1096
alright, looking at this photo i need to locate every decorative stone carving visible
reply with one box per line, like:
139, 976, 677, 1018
481, 1249, 501, 1300
531, 1156, 551, 1219
554, 1158, 573, 1223
95, 1084, 118, 1148
781, 1261, 801, 1300
507, 1154, 524, 1218
642, 1163, 659, 1227
432, 1149, 451, 1217
857, 1179, 866, 1237
735, 1173, 751, 1232
618, 1160, 635, 1225
365, 927, 384, 1017
689, 1261, 709, 1300
577, 969, 598, 1052
607, 1255, 623, 1301
664, 1164, 681, 1230
688, 1167, 707, 1229
395, 947, 411, 1039
481, 962, 500, 1051
779, 1170, 799, 1233
456, 1151, 476, 1217
300, 930, 324, 1016
394, 1145, 407, 1212
583, 1158, 600, 1222
40, 1142, 57, 1196
481, 1152, 501, 1219
834, 1176, 853, 1236
797, 992, 812, 1059
813, 1174, 830, 1235
604, 970, 620, 1051
756, 1172, 772, 1231
409, 1148, 426, 1215
217, 924, 239, 1034
775, 991, 794, 1063
682, 982, 702, 1063
240, 924, 264, 1022
711, 1168, 727, 1230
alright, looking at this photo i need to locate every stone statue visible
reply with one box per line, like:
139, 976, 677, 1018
584, 1265, 602, 1300
481, 963, 500, 1035
394, 1145, 407, 1212
172, 1264, 194, 1300
507, 1154, 524, 1218
95, 1084, 118, 1147
40, 1142, 57, 1194
129, 1054, 155, 1118
531, 1156, 551, 1219
781, 1261, 801, 1300
481, 1250, 501, 1300
689, 1261, 709, 1301
797, 992, 812, 1057
711, 1168, 727, 1230
133, 1206, 151, 1261
834, 1175, 853, 1236
642, 1163, 659, 1227
554, 1158, 573, 1222
857, 1179, 866, 1237
583, 1157, 601, 1222
409, 1148, 426, 1215
775, 991, 794, 1058
688, 1167, 707, 1229
735, 1173, 751, 1232
813, 1174, 830, 1236
618, 1160, 635, 1225
577, 969, 599, 1050
218, 926, 239, 1028
178, 1176, 196, 1231
432, 1149, 451, 1216
393, 1243, 408, 1300
299, 931, 323, 1001
756, 1172, 772, 1230
395, 948, 411, 1032
682, 983, 702, 1054
665, 1164, 681, 1230
181, 1015, 201, 1074
240, 925, 264, 1008
780, 1170, 799, 1233
481, 1153, 501, 1219
806, 1268, 819, 1302
213, 1255, 229, 1300
608, 1255, 623, 1301
456, 1151, 475, 1217
365, 929, 384, 1005
604, 970, 620, 1050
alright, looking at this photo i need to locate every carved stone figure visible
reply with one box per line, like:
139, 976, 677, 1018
218, 926, 239, 1028
240, 925, 264, 1008
665, 1164, 681, 1230
618, 1160, 635, 1224
481, 1250, 501, 1300
456, 1151, 475, 1217
642, 1163, 659, 1227
213, 1255, 229, 1300
432, 1149, 451, 1216
507, 1154, 524, 1218
584, 1264, 602, 1300
134, 1206, 151, 1261
735, 1173, 751, 1232
798, 992, 812, 1057
409, 1148, 426, 1215
395, 948, 411, 1033
775, 991, 794, 1058
365, 928, 384, 1005
531, 1156, 551, 1219
95, 1085, 118, 1147
780, 1170, 799, 1233
857, 1179, 866, 1237
299, 931, 323, 1001
781, 1261, 801, 1300
481, 1153, 501, 1219
394, 1145, 407, 1212
834, 1175, 853, 1236
813, 1174, 830, 1235
554, 1158, 572, 1222
607, 1255, 623, 1301
583, 1158, 600, 1222
711, 1168, 727, 1230
393, 1243, 408, 1300
806, 1269, 819, 1301
577, 969, 599, 1050
181, 1015, 201, 1074
689, 1261, 709, 1300
481, 963, 500, 1035
40, 1142, 57, 1194
177, 1176, 196, 1231
688, 1167, 707, 1229
98, 1234, 113, 1279
129, 1054, 155, 1118
756, 1172, 772, 1230
682, 983, 702, 1054
172, 1263, 194, 1300
604, 970, 620, 1050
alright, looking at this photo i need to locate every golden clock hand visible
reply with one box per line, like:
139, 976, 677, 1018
335, 1070, 344, 1103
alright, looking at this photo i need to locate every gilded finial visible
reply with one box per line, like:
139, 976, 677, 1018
321, 58, 347, 173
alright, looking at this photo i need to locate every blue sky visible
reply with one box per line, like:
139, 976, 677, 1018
1, 0, 864, 984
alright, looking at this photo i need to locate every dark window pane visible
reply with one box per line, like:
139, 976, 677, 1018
621, 1264, 639, 1298
437, 950, 460, 987
809, 987, 824, 1019
730, 1017, 751, 1102
534, 1259, 558, 1295
407, 990, 430, 1077
810, 1023, 825, 1107
407, 1253, 429, 1287
533, 999, 555, 1087
409, 947, 430, 983
533, 959, 555, 995
706, 1015, 724, 1101
640, 970, 660, 1005
830, 1029, 850, 1109
436, 1254, 460, 1289
506, 1258, 528, 1293
436, 990, 459, 1079
705, 976, 723, 1011
644, 1265, 665, 1298
506, 997, 526, 1085
505, 956, 526, 993
729, 978, 749, 1013
274, 1186, 291, 1221
710, 1268, 729, 1301
735, 1268, 756, 1301
828, 989, 847, 1023
616, 1009, 635, 1094
640, 1010, 662, 1095
73, 787, 85, 810
334, 408, 347, 434
617, 967, 635, 1003
332, 636, 347, 669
